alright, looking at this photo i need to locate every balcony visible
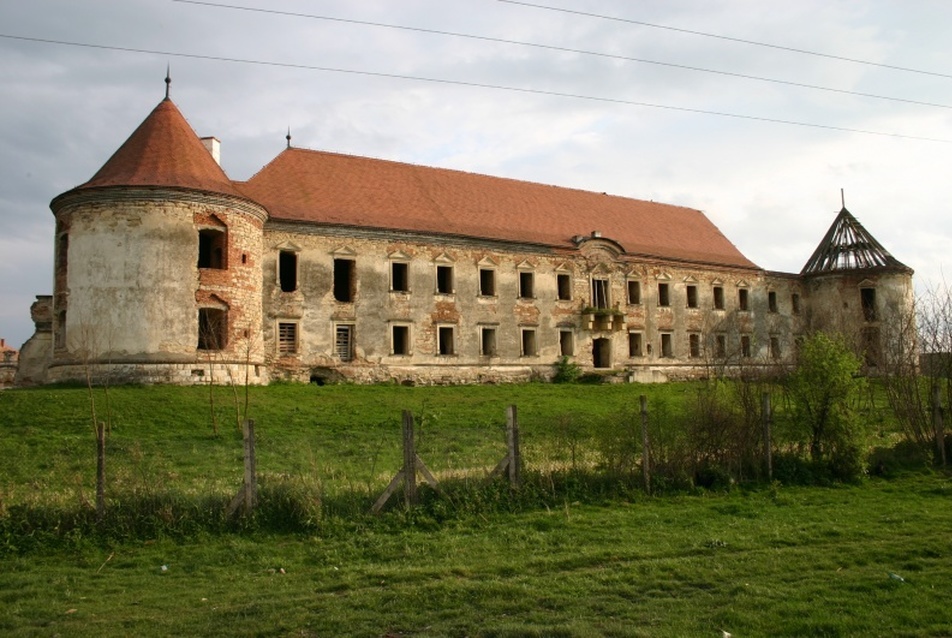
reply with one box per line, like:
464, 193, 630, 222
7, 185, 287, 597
581, 307, 625, 332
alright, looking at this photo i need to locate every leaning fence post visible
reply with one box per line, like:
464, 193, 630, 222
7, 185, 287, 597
96, 422, 106, 523
762, 392, 773, 480
933, 386, 946, 467
506, 405, 521, 488
402, 410, 418, 507
640, 395, 650, 495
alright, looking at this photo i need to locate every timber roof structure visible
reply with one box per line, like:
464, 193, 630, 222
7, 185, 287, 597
801, 207, 911, 275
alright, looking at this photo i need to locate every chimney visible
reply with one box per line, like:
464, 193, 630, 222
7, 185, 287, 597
200, 136, 221, 166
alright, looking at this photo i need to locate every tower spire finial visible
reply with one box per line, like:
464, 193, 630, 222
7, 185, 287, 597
840, 188, 846, 210
286, 126, 292, 149
165, 64, 171, 99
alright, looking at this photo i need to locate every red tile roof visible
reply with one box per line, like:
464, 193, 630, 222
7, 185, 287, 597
73, 98, 245, 199
241, 148, 758, 269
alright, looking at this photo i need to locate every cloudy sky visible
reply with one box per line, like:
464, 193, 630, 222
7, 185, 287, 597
2, 0, 950, 349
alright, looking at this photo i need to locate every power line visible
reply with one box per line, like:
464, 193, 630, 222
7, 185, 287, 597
499, 0, 952, 80
172, 0, 952, 110
1, 33, 950, 143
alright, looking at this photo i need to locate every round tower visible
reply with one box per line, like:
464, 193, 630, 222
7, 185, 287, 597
47, 94, 269, 385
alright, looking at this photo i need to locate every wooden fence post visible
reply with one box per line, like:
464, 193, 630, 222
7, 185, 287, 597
507, 405, 521, 488
762, 392, 773, 480
226, 418, 257, 516
402, 410, 418, 507
96, 422, 106, 523
933, 386, 946, 467
640, 395, 650, 495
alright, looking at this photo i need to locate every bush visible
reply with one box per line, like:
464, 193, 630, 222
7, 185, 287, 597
551, 357, 581, 383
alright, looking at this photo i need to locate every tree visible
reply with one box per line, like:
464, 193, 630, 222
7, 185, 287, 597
786, 332, 865, 477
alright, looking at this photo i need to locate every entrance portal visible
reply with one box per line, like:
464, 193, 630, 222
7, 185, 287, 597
592, 337, 612, 369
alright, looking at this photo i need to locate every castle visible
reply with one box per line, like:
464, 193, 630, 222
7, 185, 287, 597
14, 89, 914, 386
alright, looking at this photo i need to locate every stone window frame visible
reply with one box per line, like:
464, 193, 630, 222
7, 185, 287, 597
479, 324, 498, 357
390, 322, 412, 356
516, 261, 536, 300
389, 251, 411, 294
740, 334, 752, 358
559, 328, 575, 357
660, 332, 674, 358
627, 279, 641, 306
436, 323, 457, 356
713, 283, 725, 310
737, 282, 750, 312
334, 322, 355, 361
590, 275, 611, 309
628, 331, 644, 358
276, 242, 301, 293
768, 290, 778, 313
331, 246, 358, 303
277, 320, 299, 355
520, 326, 539, 357
556, 273, 573, 301
769, 335, 781, 360
689, 333, 701, 358
434, 253, 455, 296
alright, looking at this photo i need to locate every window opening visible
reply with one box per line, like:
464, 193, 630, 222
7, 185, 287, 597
278, 322, 298, 354
198, 308, 227, 350
436, 265, 454, 294
559, 330, 574, 356
521, 328, 537, 356
738, 288, 749, 311
628, 332, 643, 357
770, 336, 780, 360
861, 288, 877, 321
627, 280, 641, 305
438, 326, 455, 355
333, 259, 355, 302
391, 262, 409, 293
479, 268, 496, 296
592, 337, 611, 368
741, 335, 751, 358
792, 293, 801, 315
713, 286, 724, 310
715, 335, 726, 358
557, 274, 572, 300
56, 310, 67, 349
660, 333, 673, 358
689, 333, 701, 358
392, 325, 410, 355
335, 324, 354, 361
591, 278, 610, 309
768, 291, 778, 313
519, 271, 535, 299
658, 283, 670, 307
279, 251, 297, 292
686, 285, 698, 308
481, 327, 497, 356
198, 228, 227, 269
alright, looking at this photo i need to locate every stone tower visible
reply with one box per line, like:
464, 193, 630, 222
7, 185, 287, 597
800, 206, 914, 368
47, 96, 269, 384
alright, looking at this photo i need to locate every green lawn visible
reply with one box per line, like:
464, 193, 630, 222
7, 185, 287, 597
1, 383, 947, 636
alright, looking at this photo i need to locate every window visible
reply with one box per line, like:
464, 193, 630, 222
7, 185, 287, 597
738, 288, 749, 311
392, 325, 410, 355
198, 308, 227, 350
591, 278, 610, 309
277, 322, 298, 354
658, 283, 670, 307
521, 328, 538, 356
436, 265, 454, 294
770, 336, 781, 360
335, 324, 354, 361
479, 268, 496, 296
689, 333, 701, 358
713, 286, 724, 310
686, 285, 698, 308
333, 259, 355, 302
741, 335, 751, 358
438, 326, 455, 355
861, 288, 877, 321
715, 334, 726, 358
279, 251, 297, 292
768, 291, 778, 313
792, 293, 801, 315
391, 262, 409, 293
559, 330, 574, 356
519, 271, 535, 299
55, 310, 67, 349
627, 280, 641, 305
628, 332, 643, 357
480, 327, 497, 356
198, 228, 227, 269
557, 274, 572, 300
660, 333, 673, 358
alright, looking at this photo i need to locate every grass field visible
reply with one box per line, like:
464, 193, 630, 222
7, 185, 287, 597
1, 382, 948, 636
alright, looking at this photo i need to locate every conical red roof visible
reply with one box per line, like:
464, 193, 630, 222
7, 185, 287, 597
74, 98, 245, 199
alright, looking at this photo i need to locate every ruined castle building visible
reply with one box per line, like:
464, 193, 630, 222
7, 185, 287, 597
15, 93, 913, 385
